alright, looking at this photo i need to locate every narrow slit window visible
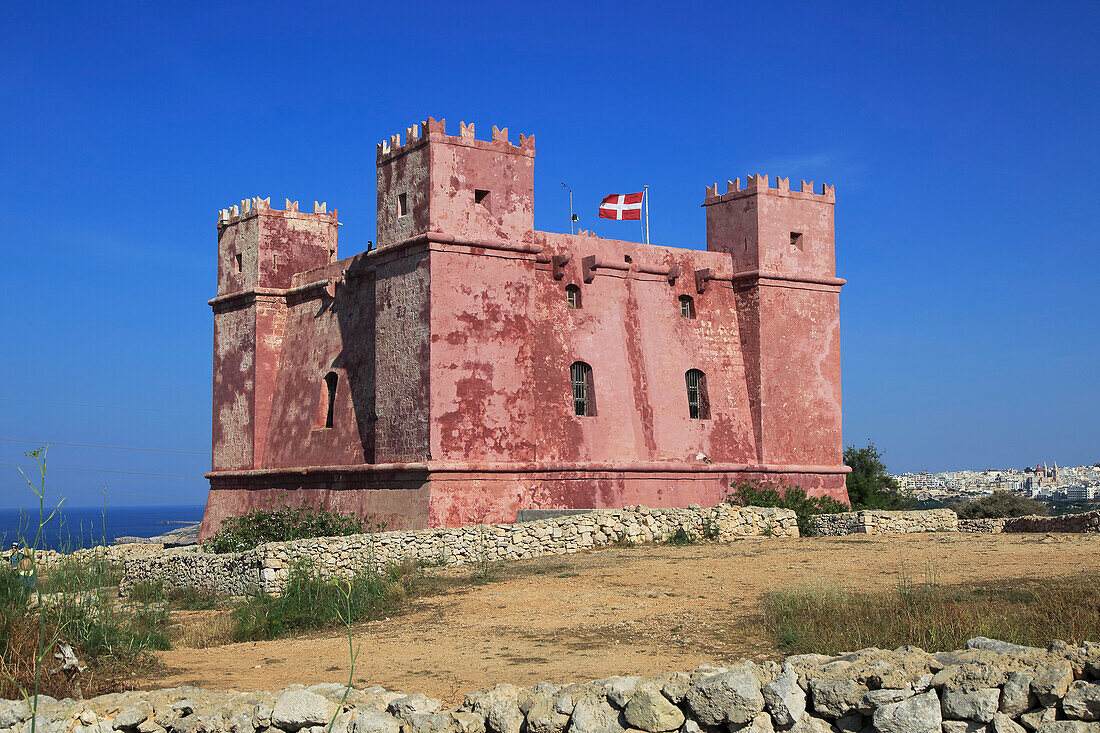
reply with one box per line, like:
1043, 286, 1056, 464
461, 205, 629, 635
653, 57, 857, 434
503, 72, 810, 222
686, 369, 709, 420
323, 371, 338, 428
790, 232, 804, 251
398, 193, 408, 217
566, 284, 581, 309
679, 294, 695, 319
474, 189, 490, 207
570, 361, 595, 417
235, 253, 243, 273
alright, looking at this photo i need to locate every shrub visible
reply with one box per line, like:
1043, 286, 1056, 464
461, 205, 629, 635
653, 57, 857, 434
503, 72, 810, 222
951, 492, 1050, 519
207, 497, 384, 553
664, 527, 697, 546
231, 559, 418, 641
844, 442, 916, 510
727, 479, 849, 536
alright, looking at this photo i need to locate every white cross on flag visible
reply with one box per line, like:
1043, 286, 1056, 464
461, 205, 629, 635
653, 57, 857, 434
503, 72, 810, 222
598, 192, 644, 220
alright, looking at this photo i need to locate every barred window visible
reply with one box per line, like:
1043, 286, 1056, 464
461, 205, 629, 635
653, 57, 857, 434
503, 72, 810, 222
679, 294, 695, 319
685, 369, 709, 419
566, 284, 581, 309
570, 361, 595, 417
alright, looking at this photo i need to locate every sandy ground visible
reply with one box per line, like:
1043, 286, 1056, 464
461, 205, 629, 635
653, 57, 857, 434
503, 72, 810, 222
141, 533, 1100, 702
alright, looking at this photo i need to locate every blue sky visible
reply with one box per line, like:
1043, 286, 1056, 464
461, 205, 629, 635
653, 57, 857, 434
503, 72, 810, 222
1, 1, 1097, 508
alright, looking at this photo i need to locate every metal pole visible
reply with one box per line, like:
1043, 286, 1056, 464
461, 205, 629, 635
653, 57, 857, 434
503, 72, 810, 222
643, 185, 650, 245
562, 183, 575, 235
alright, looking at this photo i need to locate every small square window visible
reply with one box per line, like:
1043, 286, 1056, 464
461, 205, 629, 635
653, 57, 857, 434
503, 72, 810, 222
474, 189, 490, 208
235, 253, 243, 273
790, 232, 804, 251
398, 193, 408, 217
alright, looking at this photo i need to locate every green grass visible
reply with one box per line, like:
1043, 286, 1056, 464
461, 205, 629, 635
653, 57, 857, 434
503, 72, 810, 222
761, 570, 1100, 655
230, 560, 421, 641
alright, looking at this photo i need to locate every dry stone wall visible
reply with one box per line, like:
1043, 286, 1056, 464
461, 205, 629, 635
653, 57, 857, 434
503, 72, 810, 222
1003, 510, 1100, 534
4, 638, 1099, 733
811, 509, 959, 536
120, 505, 797, 597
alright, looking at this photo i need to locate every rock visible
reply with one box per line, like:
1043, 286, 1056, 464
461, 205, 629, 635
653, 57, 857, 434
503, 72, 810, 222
966, 638, 1040, 655
554, 697, 575, 717
787, 713, 834, 733
114, 704, 153, 730
739, 712, 775, 733
871, 690, 942, 733
1033, 664, 1074, 707
527, 697, 569, 733
252, 704, 273, 728
404, 713, 464, 733
606, 679, 645, 709
487, 702, 524, 733
0, 701, 32, 729
942, 687, 1000, 723
1019, 706, 1057, 731
834, 712, 862, 732
622, 683, 684, 733
1002, 673, 1037, 718
762, 667, 806, 727
347, 710, 402, 733
809, 680, 868, 719
80, 711, 101, 725
683, 666, 765, 726
228, 713, 254, 733
453, 712, 487, 733
656, 675, 689, 706
858, 688, 912, 712
271, 690, 336, 731
171, 702, 195, 718
1033, 723, 1096, 733
1063, 682, 1100, 721
136, 721, 164, 733
566, 694, 625, 733
388, 694, 442, 721
942, 722, 988, 733
991, 713, 1026, 733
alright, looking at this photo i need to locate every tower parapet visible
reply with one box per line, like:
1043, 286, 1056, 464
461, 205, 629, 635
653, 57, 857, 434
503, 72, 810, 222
376, 117, 535, 249
703, 175, 835, 206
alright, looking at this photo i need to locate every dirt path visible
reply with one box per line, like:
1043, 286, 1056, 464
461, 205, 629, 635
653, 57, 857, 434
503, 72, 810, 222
144, 533, 1100, 701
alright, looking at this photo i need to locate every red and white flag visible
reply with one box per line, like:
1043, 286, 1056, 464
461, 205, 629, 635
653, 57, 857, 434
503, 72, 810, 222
598, 192, 644, 220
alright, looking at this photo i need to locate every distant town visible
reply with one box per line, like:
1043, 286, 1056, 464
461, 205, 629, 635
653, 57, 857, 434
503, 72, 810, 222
895, 462, 1100, 509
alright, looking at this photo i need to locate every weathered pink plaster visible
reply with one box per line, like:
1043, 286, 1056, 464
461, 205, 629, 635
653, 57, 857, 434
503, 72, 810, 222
200, 121, 848, 539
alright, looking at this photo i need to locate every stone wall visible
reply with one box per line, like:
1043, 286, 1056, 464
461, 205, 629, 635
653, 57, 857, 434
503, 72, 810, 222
33, 543, 166, 571
811, 508, 958, 536
1004, 510, 1100, 534
958, 518, 1010, 533
120, 505, 797, 597
4, 637, 1099, 733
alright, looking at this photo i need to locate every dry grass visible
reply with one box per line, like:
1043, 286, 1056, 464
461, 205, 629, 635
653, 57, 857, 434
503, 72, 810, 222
170, 610, 237, 649
761, 568, 1100, 655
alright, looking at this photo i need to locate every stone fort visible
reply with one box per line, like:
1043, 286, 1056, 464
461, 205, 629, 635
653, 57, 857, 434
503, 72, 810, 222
200, 118, 848, 539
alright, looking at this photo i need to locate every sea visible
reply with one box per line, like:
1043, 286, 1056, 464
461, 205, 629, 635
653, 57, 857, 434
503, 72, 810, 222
0, 505, 206, 551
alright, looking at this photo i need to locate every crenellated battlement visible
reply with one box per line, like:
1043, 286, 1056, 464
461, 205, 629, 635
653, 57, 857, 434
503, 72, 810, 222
217, 197, 338, 228
376, 117, 535, 160
702, 174, 835, 206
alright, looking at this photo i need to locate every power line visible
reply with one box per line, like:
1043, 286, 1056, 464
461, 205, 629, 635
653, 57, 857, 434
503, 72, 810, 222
0, 463, 200, 479
0, 438, 207, 456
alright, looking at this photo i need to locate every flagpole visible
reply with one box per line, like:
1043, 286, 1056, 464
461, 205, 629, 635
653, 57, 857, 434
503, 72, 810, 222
643, 185, 650, 245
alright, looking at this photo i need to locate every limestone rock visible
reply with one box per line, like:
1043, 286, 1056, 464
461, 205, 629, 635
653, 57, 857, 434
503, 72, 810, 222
527, 697, 569, 733
683, 666, 764, 726
966, 638, 1040, 655
739, 712, 775, 733
622, 683, 684, 733
566, 694, 625, 733
1002, 672, 1037, 718
388, 694, 443, 721
1019, 706, 1057, 731
809, 679, 867, 719
453, 712, 487, 733
487, 701, 524, 733
271, 690, 336, 732
787, 713, 834, 733
606, 678, 645, 709
762, 667, 806, 727
942, 687, 1000, 723
1063, 682, 1100, 721
113, 705, 153, 731
1033, 664, 1074, 707
1032, 723, 1097, 733
834, 712, 862, 732
991, 713, 1027, 733
942, 721, 988, 733
347, 710, 402, 733
871, 690, 942, 733
858, 688, 912, 712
